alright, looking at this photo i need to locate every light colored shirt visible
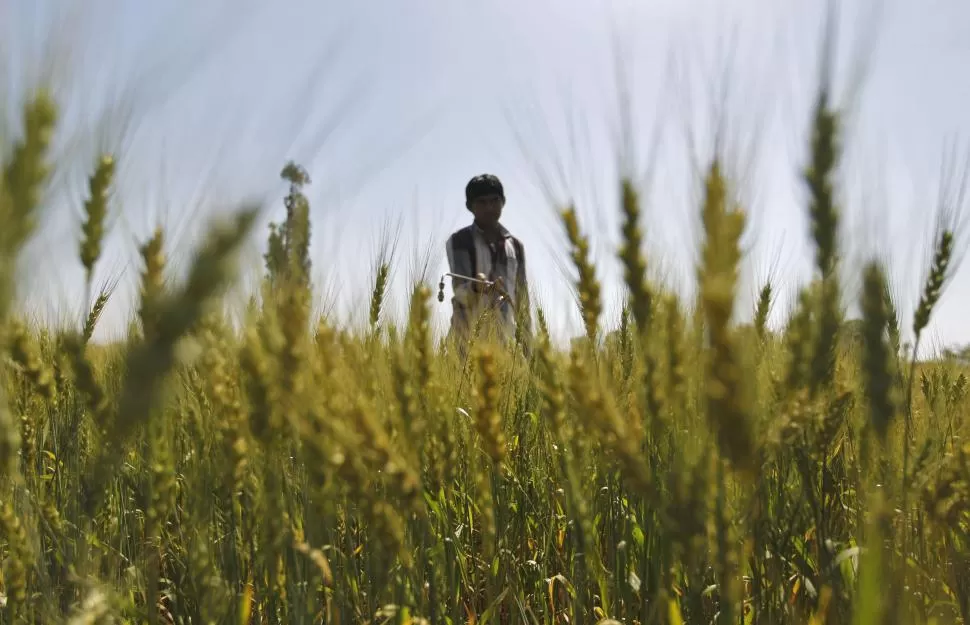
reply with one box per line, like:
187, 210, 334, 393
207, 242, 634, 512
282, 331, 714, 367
445, 222, 529, 343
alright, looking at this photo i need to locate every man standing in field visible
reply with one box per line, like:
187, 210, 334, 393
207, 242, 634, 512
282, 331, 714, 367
445, 173, 531, 357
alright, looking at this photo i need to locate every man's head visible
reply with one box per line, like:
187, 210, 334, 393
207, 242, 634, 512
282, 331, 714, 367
465, 174, 505, 229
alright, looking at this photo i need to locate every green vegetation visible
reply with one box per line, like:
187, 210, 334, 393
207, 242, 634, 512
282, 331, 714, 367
1, 44, 970, 625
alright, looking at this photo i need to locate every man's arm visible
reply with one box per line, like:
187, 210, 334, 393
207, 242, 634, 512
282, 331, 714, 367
445, 234, 475, 306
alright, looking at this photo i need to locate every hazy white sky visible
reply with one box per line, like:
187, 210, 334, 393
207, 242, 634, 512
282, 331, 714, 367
3, 0, 969, 354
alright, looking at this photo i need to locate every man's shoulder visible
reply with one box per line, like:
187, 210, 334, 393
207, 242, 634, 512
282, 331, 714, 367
446, 225, 475, 246
507, 233, 526, 253
446, 223, 525, 249
448, 224, 474, 237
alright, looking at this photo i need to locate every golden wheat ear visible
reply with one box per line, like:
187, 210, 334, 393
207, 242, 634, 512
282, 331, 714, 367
560, 205, 602, 344
697, 159, 755, 479
859, 261, 900, 445
79, 155, 115, 288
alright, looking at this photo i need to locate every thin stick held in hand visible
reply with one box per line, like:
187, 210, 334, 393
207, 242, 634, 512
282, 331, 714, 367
437, 273, 512, 306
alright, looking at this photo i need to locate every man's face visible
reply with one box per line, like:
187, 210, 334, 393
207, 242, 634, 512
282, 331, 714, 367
469, 193, 504, 227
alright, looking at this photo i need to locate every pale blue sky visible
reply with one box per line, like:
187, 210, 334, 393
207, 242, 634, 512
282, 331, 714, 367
3, 0, 969, 355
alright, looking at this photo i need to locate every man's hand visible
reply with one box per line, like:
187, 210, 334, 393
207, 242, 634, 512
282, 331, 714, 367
492, 276, 509, 303
471, 272, 490, 294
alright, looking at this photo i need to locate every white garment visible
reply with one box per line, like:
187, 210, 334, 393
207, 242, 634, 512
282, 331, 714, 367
445, 222, 524, 342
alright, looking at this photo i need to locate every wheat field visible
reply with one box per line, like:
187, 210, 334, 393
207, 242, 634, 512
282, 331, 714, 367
1, 55, 970, 625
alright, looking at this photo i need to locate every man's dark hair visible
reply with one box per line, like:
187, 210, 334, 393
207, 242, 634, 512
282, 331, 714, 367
465, 174, 504, 207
